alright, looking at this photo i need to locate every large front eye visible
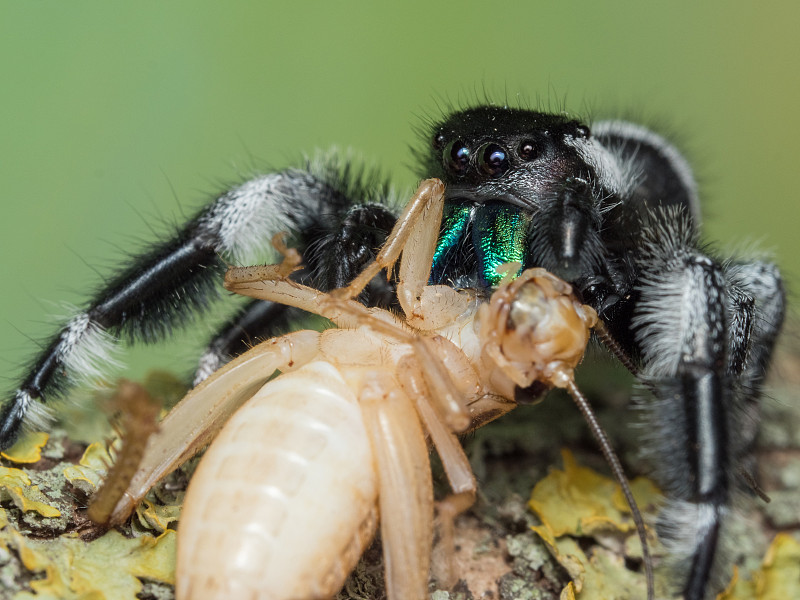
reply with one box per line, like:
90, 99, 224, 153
479, 143, 510, 178
444, 140, 470, 175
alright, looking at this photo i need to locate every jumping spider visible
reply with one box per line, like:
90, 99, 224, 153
1, 104, 785, 600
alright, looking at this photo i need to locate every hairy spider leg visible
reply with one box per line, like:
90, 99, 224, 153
194, 198, 398, 385
723, 260, 785, 450
333, 179, 446, 319
598, 232, 784, 600
0, 165, 397, 449
629, 215, 784, 599
192, 300, 300, 385
591, 122, 785, 600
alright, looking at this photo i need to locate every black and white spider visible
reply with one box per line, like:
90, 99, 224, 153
0, 105, 784, 600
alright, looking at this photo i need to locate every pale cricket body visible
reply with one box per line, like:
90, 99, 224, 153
100, 178, 652, 599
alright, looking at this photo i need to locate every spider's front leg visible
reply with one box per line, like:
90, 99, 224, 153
1, 202, 224, 447
630, 214, 784, 599
724, 259, 785, 456
0, 165, 397, 448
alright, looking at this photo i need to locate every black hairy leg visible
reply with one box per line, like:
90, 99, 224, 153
192, 200, 398, 385
0, 161, 398, 448
723, 259, 785, 480
192, 300, 300, 386
631, 215, 734, 598
624, 214, 784, 598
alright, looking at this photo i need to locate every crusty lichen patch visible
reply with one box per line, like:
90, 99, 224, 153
1, 432, 50, 464
1, 427, 181, 600
0, 374, 187, 600
527, 450, 661, 599
4, 527, 175, 600
0, 467, 62, 519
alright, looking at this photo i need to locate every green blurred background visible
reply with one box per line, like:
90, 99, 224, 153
1, 2, 798, 383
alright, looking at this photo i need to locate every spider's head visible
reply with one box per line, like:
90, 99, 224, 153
423, 106, 614, 286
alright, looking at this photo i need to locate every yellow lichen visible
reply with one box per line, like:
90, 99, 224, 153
529, 449, 661, 598
62, 442, 113, 492
0, 382, 182, 599
4, 527, 176, 600
1, 432, 50, 463
717, 533, 800, 600
0, 466, 61, 518
533, 520, 647, 599
135, 498, 181, 533
560, 581, 578, 600
716, 566, 745, 599
529, 449, 661, 537
531, 521, 586, 591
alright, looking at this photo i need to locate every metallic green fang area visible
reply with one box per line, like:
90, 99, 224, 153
474, 204, 531, 287
431, 202, 471, 282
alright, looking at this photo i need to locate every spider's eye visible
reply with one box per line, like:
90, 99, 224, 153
444, 140, 470, 176
432, 131, 446, 150
518, 140, 537, 161
575, 125, 591, 138
478, 143, 510, 178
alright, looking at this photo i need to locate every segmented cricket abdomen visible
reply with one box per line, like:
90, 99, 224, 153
177, 360, 379, 600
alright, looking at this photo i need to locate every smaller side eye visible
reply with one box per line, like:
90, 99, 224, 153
432, 131, 446, 150
518, 140, 537, 161
479, 143, 510, 178
575, 125, 590, 138
444, 140, 470, 175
